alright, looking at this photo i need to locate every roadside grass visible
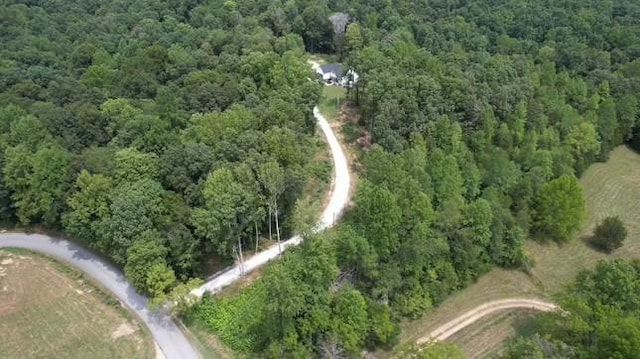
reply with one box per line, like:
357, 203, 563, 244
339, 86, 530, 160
0, 248, 153, 358
319, 85, 347, 122
182, 321, 238, 359
297, 134, 333, 227
392, 145, 640, 357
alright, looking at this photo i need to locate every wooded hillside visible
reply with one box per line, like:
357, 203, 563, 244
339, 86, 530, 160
0, 0, 322, 297
3, 0, 640, 357
190, 0, 640, 357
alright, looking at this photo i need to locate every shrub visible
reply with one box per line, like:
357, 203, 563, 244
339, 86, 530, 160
592, 216, 627, 253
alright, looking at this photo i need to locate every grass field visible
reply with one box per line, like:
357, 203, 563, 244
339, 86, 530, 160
318, 85, 347, 122
0, 248, 153, 359
394, 145, 640, 357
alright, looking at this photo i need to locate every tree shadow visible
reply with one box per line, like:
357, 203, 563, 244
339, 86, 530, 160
512, 310, 540, 338
580, 234, 612, 254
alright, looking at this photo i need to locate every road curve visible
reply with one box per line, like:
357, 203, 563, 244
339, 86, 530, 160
0, 69, 350, 356
0, 233, 199, 359
416, 298, 558, 344
193, 106, 351, 296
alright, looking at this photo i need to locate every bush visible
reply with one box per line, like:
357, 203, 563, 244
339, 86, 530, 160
592, 216, 627, 253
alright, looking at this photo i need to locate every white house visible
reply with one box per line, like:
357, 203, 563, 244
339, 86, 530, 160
315, 63, 359, 88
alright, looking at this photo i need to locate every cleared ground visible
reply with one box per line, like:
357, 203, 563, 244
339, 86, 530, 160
396, 146, 640, 357
318, 85, 347, 122
0, 248, 153, 358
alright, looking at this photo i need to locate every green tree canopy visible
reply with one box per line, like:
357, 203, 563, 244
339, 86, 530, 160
532, 175, 585, 242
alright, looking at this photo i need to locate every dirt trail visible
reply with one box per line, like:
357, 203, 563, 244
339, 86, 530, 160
193, 62, 352, 297
417, 299, 557, 344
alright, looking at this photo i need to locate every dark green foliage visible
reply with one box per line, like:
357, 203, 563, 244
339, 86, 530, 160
591, 216, 627, 253
186, 235, 398, 355
193, 0, 640, 353
5, 0, 640, 356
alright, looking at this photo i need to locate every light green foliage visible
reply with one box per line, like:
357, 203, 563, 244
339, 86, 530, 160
566, 120, 601, 172
63, 170, 112, 240
192, 283, 267, 352
8, 115, 52, 150
114, 147, 160, 183
258, 161, 285, 207
146, 263, 176, 301
124, 232, 169, 293
4, 145, 70, 225
504, 260, 640, 358
533, 175, 585, 242
330, 288, 369, 353
81, 64, 115, 89
352, 181, 402, 261
184, 105, 255, 148
345, 23, 364, 53
394, 342, 465, 359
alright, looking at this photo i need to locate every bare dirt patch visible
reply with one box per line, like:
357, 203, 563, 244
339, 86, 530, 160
0, 249, 153, 358
112, 322, 137, 340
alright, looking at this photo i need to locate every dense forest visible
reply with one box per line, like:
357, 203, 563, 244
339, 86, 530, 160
0, 0, 325, 296
3, 0, 640, 357
188, 0, 640, 357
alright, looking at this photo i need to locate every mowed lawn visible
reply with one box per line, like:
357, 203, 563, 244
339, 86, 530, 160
318, 85, 347, 122
394, 145, 640, 357
0, 249, 153, 359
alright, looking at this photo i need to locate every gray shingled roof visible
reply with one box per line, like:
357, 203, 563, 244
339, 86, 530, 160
320, 63, 342, 80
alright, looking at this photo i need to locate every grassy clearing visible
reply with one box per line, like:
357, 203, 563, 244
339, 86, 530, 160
393, 145, 640, 357
318, 85, 347, 122
0, 249, 153, 359
308, 53, 338, 65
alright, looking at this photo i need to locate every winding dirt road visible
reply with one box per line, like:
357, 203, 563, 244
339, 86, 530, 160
0, 65, 351, 358
416, 298, 558, 344
193, 97, 352, 296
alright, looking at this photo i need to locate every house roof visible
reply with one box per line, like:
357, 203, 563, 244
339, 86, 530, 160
320, 63, 342, 79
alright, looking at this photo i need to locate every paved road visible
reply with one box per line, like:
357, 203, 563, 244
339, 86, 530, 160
193, 105, 351, 296
416, 298, 558, 344
0, 232, 199, 359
